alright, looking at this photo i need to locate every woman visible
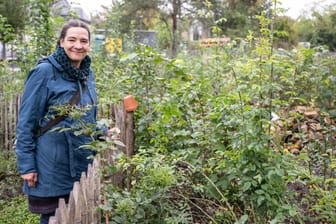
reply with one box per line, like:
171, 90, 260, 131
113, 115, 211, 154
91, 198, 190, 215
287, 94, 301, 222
16, 19, 109, 224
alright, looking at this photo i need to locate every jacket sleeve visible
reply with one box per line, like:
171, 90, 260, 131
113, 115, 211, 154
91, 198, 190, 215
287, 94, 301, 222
16, 65, 49, 174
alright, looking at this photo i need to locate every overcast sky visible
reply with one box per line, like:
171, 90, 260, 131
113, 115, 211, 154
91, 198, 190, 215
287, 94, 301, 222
70, 0, 335, 19
281, 0, 335, 18
70, 0, 111, 15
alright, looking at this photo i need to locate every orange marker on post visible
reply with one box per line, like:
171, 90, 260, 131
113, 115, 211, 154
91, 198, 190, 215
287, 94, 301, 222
123, 95, 139, 112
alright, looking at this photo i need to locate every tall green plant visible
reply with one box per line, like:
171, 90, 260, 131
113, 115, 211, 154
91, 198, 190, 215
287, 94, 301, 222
16, 0, 55, 74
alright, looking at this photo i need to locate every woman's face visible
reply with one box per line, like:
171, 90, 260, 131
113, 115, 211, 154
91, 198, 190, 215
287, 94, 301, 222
60, 27, 90, 68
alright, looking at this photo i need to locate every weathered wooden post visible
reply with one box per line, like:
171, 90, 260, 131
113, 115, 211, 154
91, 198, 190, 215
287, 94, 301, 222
110, 95, 138, 189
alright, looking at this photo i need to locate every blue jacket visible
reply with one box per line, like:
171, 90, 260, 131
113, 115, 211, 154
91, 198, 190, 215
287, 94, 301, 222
16, 55, 100, 197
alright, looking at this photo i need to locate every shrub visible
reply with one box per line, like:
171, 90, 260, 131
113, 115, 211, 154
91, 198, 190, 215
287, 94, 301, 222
0, 195, 39, 224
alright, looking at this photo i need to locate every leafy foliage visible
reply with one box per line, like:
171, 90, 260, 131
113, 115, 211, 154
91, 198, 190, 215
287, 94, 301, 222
0, 0, 27, 34
0, 15, 15, 43
0, 151, 22, 204
15, 0, 57, 74
101, 154, 193, 224
91, 12, 336, 223
0, 151, 39, 223
0, 195, 40, 224
295, 3, 336, 51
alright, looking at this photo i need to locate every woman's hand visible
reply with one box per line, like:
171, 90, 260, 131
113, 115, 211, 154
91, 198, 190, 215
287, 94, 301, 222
21, 172, 38, 188
106, 127, 120, 140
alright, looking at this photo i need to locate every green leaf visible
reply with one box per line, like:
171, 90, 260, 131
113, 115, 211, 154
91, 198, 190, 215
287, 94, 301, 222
257, 196, 265, 206
289, 208, 297, 217
237, 214, 248, 224
120, 52, 138, 62
242, 182, 251, 192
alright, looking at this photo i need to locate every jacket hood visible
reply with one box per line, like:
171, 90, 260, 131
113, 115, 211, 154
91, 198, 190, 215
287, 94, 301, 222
47, 54, 64, 72
47, 54, 79, 82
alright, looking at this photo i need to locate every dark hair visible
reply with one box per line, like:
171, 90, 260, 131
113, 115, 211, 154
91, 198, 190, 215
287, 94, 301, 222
56, 19, 91, 47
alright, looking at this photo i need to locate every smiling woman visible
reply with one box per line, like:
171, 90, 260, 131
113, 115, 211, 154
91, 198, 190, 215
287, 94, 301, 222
14, 19, 117, 224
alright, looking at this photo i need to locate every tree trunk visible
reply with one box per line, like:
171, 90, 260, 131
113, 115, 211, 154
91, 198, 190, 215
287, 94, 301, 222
171, 13, 177, 57
1, 41, 6, 59
170, 0, 180, 58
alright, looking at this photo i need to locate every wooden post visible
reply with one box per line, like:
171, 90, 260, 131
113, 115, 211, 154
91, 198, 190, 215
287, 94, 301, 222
112, 103, 126, 188
0, 98, 4, 148
4, 97, 8, 149
72, 182, 82, 224
93, 159, 101, 223
55, 198, 68, 223
79, 173, 88, 224
123, 95, 138, 190
67, 191, 76, 224
8, 96, 13, 150
125, 111, 135, 190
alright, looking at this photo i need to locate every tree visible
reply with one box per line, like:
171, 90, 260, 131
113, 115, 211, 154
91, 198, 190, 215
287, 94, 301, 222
95, 0, 159, 52
100, 0, 279, 56
294, 17, 314, 43
100, 0, 205, 56
115, 0, 208, 57
0, 15, 14, 59
273, 16, 298, 49
209, 0, 268, 37
0, 0, 27, 59
294, 3, 336, 51
157, 0, 190, 57
16, 0, 55, 73
0, 0, 27, 33
311, 8, 336, 51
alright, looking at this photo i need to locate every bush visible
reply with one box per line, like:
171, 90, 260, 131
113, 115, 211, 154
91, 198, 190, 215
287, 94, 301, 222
0, 150, 22, 203
0, 195, 39, 224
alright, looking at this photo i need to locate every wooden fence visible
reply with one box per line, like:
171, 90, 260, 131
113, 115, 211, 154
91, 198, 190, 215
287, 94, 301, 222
0, 95, 20, 150
49, 159, 101, 224
49, 102, 136, 224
